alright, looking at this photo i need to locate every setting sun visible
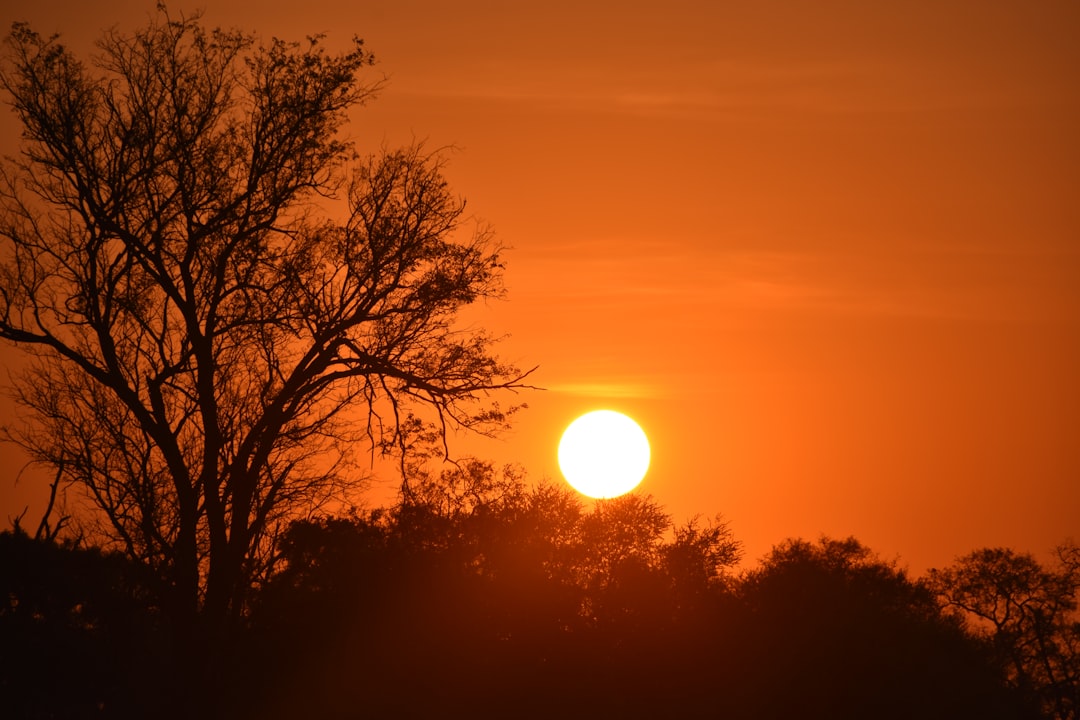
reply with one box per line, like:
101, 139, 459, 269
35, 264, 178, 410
558, 410, 651, 499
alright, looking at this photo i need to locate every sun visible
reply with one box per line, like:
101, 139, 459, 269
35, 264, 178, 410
558, 410, 651, 499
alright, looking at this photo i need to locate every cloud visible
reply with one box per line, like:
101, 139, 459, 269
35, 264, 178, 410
513, 238, 1018, 324
546, 381, 665, 399
387, 57, 956, 119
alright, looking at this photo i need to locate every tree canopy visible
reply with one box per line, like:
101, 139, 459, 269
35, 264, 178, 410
930, 543, 1080, 719
0, 8, 529, 704
4, 466, 1059, 718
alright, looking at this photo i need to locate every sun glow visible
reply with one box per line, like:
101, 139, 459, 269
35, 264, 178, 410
558, 410, 651, 498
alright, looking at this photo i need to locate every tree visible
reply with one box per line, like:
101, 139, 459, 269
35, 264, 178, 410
665, 514, 742, 593
0, 7, 530, 693
929, 543, 1080, 719
0, 529, 171, 718
245, 473, 744, 719
727, 537, 1037, 719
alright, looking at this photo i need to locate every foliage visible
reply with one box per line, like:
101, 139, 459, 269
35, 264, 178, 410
665, 514, 743, 596
0, 529, 171, 718
929, 543, 1080, 719
0, 7, 529, 675
246, 466, 742, 717
3, 462, 1044, 719
728, 537, 1035, 719
238, 472, 1035, 719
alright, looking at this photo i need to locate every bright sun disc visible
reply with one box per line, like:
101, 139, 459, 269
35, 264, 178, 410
558, 410, 650, 499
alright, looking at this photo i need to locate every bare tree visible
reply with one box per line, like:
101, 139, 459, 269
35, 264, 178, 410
0, 6, 530, 672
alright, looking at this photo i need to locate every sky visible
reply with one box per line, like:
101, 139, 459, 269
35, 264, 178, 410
0, 0, 1077, 572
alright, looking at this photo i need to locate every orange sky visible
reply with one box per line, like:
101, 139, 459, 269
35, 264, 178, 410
1, 0, 1077, 572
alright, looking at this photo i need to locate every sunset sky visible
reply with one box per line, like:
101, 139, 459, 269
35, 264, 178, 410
1, 0, 1077, 572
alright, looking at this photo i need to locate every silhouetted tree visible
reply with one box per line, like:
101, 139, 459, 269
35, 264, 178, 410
727, 537, 1039, 719
244, 466, 748, 718
664, 514, 742, 606
930, 543, 1080, 719
238, 469, 1044, 720
0, 529, 170, 718
0, 8, 529, 707
577, 494, 670, 583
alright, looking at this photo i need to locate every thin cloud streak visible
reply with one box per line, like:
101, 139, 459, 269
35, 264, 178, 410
546, 382, 667, 400
388, 54, 1058, 118
509, 243, 1030, 323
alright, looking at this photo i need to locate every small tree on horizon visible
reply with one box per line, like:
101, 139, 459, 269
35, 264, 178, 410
929, 543, 1080, 720
0, 7, 531, 693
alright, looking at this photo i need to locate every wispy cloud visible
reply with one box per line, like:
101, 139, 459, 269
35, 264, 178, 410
390, 53, 1051, 119
510, 239, 1031, 324
389, 57, 876, 110
546, 381, 665, 399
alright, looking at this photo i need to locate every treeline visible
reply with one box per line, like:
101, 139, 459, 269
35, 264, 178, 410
2, 460, 1077, 719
